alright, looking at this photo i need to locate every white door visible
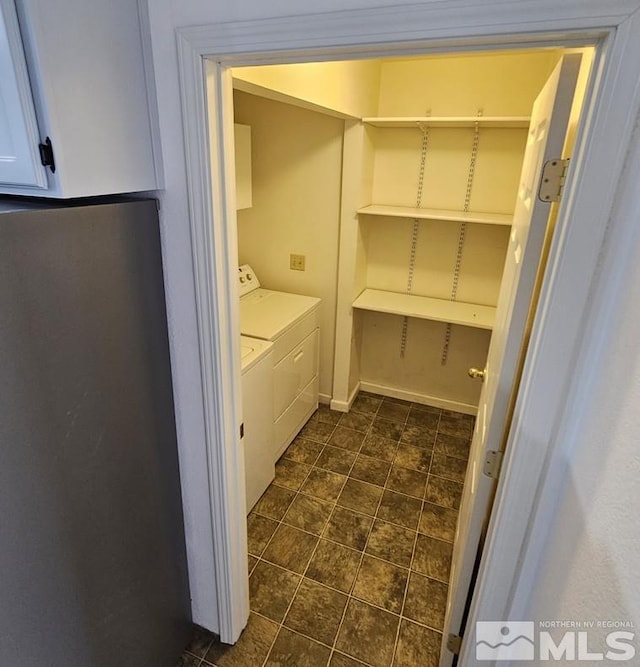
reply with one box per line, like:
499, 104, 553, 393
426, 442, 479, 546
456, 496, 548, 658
0, 0, 47, 188
441, 54, 582, 665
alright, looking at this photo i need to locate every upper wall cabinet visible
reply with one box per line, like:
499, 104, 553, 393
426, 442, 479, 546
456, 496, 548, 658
0, 0, 158, 198
0, 0, 45, 188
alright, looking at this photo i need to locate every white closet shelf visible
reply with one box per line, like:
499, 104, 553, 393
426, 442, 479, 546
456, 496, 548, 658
357, 204, 512, 226
362, 116, 530, 128
353, 288, 495, 330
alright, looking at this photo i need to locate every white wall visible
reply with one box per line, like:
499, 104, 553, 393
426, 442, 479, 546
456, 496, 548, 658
234, 91, 344, 401
144, 0, 640, 635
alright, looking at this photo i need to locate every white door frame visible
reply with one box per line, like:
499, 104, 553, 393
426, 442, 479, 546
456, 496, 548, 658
176, 1, 640, 654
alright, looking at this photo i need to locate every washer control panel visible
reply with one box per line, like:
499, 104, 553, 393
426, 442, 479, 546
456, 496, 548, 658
238, 264, 261, 297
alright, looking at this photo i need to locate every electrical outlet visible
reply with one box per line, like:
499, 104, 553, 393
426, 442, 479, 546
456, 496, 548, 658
290, 253, 306, 271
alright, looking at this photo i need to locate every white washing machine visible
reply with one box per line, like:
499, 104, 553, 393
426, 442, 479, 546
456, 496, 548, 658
238, 264, 321, 459
241, 335, 274, 513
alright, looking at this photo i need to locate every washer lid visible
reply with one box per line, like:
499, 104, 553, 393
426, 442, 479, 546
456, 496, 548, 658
240, 335, 273, 372
240, 289, 321, 340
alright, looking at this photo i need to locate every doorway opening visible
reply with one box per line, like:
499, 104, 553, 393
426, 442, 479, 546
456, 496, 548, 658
204, 43, 595, 665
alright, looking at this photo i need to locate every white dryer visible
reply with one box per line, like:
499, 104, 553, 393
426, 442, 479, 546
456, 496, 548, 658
241, 335, 274, 512
238, 265, 321, 459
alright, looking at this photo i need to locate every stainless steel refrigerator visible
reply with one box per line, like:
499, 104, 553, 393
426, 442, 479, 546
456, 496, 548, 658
0, 198, 191, 666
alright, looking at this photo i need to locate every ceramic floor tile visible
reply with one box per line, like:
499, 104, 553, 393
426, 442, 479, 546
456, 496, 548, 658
351, 394, 382, 415
249, 561, 300, 622
383, 396, 411, 406
403, 572, 448, 630
393, 619, 441, 667
399, 424, 437, 450
305, 538, 361, 593
283, 437, 325, 465
253, 485, 296, 520
377, 490, 422, 530
434, 433, 471, 461
424, 475, 463, 510
247, 513, 279, 556
324, 506, 373, 551
412, 534, 452, 582
349, 454, 391, 487
177, 653, 201, 667
366, 519, 416, 569
329, 426, 366, 452
283, 494, 333, 536
370, 416, 404, 441
262, 524, 319, 574
203, 613, 278, 667
184, 624, 216, 659
377, 400, 410, 423
315, 445, 357, 475
352, 554, 409, 614
337, 478, 384, 517
284, 578, 348, 645
339, 411, 375, 433
360, 433, 399, 462
237, 400, 473, 667
438, 411, 474, 439
407, 404, 441, 428
336, 598, 400, 667
311, 405, 342, 425
394, 443, 431, 473
274, 458, 312, 491
301, 420, 336, 443
330, 652, 365, 667
265, 627, 331, 667
418, 502, 458, 542
386, 465, 428, 499
430, 452, 468, 483
301, 468, 348, 503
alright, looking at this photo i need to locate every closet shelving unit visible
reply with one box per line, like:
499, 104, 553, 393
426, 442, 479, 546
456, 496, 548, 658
361, 116, 530, 128
352, 114, 530, 332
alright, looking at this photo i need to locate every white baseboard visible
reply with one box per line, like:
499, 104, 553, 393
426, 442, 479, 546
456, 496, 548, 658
359, 381, 478, 416
318, 392, 332, 405
330, 382, 360, 413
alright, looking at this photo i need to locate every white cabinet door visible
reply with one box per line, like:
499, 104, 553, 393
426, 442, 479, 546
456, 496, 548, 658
0, 0, 46, 188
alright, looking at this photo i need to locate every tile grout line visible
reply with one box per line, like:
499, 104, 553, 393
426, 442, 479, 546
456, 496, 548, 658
196, 399, 472, 667
248, 555, 451, 629
243, 397, 471, 667
328, 397, 410, 667
257, 415, 342, 667
389, 407, 442, 666
327, 397, 387, 666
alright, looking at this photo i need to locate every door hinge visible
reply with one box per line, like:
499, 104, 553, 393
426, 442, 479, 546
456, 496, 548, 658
538, 158, 569, 202
38, 137, 56, 173
483, 450, 504, 479
447, 633, 463, 655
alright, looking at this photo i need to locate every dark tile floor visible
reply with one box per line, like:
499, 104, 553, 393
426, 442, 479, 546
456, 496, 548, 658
180, 392, 474, 667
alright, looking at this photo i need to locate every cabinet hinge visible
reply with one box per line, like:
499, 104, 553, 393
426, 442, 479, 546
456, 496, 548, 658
38, 137, 56, 173
538, 157, 569, 202
447, 633, 463, 655
483, 450, 504, 479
